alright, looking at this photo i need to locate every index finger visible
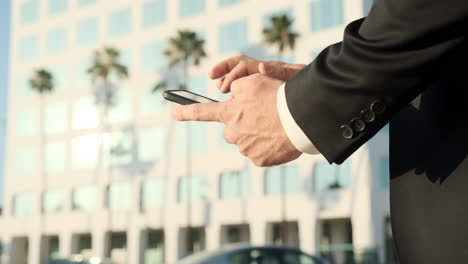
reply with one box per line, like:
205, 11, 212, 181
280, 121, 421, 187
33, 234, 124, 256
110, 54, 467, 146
209, 56, 244, 80
172, 102, 226, 122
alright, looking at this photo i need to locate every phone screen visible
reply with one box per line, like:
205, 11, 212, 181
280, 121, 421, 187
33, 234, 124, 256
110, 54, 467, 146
172, 90, 217, 103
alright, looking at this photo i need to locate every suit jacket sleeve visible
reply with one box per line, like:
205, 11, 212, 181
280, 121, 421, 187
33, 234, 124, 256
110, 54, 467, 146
285, 0, 468, 164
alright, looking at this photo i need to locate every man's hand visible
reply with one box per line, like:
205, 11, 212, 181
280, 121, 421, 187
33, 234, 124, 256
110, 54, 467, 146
173, 73, 302, 167
210, 55, 306, 93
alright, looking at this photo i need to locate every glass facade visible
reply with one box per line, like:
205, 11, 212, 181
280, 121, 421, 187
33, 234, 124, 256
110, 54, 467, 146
107, 182, 132, 209
47, 28, 68, 55
381, 157, 390, 188
13, 193, 33, 216
44, 102, 67, 134
264, 165, 301, 195
108, 8, 132, 39
72, 96, 99, 130
107, 131, 132, 166
16, 110, 38, 137
72, 186, 97, 211
77, 17, 98, 47
17, 73, 35, 97
219, 0, 244, 8
139, 127, 165, 162
313, 160, 352, 192
49, 65, 68, 92
45, 142, 66, 173
143, 0, 167, 28
14, 148, 36, 177
219, 20, 249, 54
108, 89, 132, 123
179, 0, 205, 18
75, 58, 92, 89
310, 0, 344, 32
141, 40, 167, 72
20, 0, 39, 25
78, 0, 96, 7
19, 35, 39, 62
177, 123, 207, 153
141, 179, 165, 209
178, 175, 208, 203
48, 0, 68, 16
219, 170, 251, 199
42, 190, 65, 213
71, 134, 99, 169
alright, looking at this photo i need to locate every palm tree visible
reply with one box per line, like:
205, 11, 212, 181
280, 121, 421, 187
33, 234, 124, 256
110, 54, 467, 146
262, 14, 299, 60
153, 30, 207, 255
87, 47, 128, 251
263, 14, 299, 246
29, 69, 54, 262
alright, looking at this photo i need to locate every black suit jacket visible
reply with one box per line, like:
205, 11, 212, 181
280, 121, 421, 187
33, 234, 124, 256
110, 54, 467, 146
284, 0, 468, 263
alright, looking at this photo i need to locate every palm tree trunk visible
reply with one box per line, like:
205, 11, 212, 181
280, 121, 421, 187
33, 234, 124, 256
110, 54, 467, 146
39, 94, 46, 261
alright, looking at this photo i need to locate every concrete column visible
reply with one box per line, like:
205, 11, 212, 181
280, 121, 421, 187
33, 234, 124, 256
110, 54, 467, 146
27, 234, 41, 264
59, 232, 72, 259
299, 218, 317, 255
127, 227, 140, 264
92, 230, 106, 259
250, 221, 265, 246
205, 223, 219, 251
164, 225, 178, 264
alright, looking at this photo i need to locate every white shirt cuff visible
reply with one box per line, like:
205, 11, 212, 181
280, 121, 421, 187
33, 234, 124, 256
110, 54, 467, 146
277, 83, 318, 154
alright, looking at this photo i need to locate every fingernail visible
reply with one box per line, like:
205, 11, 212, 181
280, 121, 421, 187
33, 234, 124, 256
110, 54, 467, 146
262, 63, 269, 73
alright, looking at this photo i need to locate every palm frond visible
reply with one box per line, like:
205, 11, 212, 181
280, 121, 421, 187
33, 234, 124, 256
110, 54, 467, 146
30, 69, 54, 94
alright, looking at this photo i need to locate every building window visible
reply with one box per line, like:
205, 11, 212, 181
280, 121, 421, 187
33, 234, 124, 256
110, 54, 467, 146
107, 131, 133, 166
72, 96, 99, 130
107, 182, 132, 209
14, 148, 36, 177
177, 123, 207, 153
219, 170, 251, 199
12, 193, 34, 217
141, 179, 165, 209
71, 134, 99, 169
17, 73, 35, 97
48, 0, 68, 16
363, 0, 373, 15
264, 165, 301, 195
108, 8, 132, 39
219, 19, 248, 54
44, 103, 67, 135
77, 17, 98, 47
143, 0, 166, 28
42, 190, 65, 214
72, 186, 97, 211
49, 65, 68, 92
20, 0, 39, 25
313, 160, 351, 192
78, 0, 97, 7
19, 35, 39, 63
179, 0, 205, 18
16, 110, 38, 137
381, 157, 390, 188
141, 85, 167, 115
75, 58, 92, 89
219, 0, 244, 8
47, 27, 68, 55
310, 0, 344, 32
138, 127, 165, 162
45, 142, 66, 174
107, 89, 132, 123
141, 40, 167, 72
178, 175, 208, 203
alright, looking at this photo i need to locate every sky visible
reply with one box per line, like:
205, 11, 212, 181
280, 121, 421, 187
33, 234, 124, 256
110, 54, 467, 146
0, 0, 11, 207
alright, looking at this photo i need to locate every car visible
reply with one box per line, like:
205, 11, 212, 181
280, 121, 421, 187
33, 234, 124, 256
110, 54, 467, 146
178, 244, 328, 264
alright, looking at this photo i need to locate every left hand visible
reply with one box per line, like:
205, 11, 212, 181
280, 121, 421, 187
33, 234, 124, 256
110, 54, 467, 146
173, 73, 302, 167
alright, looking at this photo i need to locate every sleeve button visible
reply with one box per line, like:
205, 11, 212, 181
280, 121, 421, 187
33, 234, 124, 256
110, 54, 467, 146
361, 108, 375, 123
341, 125, 354, 139
351, 118, 366, 132
371, 100, 386, 115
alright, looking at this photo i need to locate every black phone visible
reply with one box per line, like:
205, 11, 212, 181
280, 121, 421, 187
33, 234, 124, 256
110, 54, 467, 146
163, 90, 218, 105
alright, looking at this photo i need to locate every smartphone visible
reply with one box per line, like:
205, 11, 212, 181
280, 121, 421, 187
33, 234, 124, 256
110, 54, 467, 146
163, 90, 218, 105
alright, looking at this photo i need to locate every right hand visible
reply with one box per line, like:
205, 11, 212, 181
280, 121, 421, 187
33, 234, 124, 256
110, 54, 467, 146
209, 55, 307, 93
